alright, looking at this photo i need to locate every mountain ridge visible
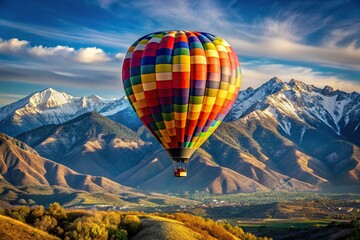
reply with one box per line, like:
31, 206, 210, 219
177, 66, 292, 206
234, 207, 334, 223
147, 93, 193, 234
4, 77, 360, 194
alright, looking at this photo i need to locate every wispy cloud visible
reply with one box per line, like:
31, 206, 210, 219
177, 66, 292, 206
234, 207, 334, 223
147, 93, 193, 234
230, 36, 360, 71
97, 0, 118, 9
0, 19, 134, 50
324, 21, 360, 48
1, 1, 359, 72
0, 93, 27, 106
121, 0, 360, 71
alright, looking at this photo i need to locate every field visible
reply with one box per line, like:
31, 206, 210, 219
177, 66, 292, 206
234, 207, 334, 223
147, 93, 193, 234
239, 219, 338, 228
237, 219, 347, 239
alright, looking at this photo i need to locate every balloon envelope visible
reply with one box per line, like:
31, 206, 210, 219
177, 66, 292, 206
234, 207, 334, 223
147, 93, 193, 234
122, 30, 241, 164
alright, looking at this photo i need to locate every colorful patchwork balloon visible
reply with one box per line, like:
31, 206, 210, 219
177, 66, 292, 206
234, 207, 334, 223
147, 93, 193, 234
122, 30, 241, 177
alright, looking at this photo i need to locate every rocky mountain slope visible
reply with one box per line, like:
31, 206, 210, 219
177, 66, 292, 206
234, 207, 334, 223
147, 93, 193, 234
18, 111, 351, 194
16, 113, 274, 194
17, 112, 150, 179
0, 133, 193, 206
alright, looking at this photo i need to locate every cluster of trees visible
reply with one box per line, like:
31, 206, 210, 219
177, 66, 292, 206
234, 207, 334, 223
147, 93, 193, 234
0, 202, 272, 239
157, 212, 272, 240
1, 203, 142, 240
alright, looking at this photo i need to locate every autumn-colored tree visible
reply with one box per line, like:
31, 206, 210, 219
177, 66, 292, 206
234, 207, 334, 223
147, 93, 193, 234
34, 215, 58, 233
101, 211, 121, 227
66, 220, 108, 240
5, 206, 31, 222
120, 215, 141, 237
27, 205, 45, 224
46, 202, 67, 220
108, 228, 127, 240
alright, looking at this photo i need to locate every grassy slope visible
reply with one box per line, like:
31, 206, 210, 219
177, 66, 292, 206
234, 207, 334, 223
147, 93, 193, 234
0, 215, 59, 240
132, 215, 216, 240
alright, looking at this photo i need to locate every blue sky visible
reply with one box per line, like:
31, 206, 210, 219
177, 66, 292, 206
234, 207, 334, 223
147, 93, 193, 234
0, 0, 359, 105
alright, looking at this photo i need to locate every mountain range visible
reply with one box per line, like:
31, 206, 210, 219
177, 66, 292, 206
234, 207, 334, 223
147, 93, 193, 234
1, 77, 360, 197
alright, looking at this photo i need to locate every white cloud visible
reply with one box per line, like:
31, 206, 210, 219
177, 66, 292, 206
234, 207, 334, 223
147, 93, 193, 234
115, 52, 125, 60
74, 47, 110, 63
0, 38, 122, 97
28, 45, 75, 57
0, 38, 112, 64
0, 38, 29, 52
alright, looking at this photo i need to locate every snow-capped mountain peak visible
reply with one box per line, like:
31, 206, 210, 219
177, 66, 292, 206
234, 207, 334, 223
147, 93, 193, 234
288, 79, 316, 93
226, 77, 285, 120
99, 96, 130, 116
27, 88, 74, 109
0, 88, 128, 136
227, 77, 360, 145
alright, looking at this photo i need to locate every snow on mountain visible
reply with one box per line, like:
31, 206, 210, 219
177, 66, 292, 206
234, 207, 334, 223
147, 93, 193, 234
1, 78, 359, 145
99, 96, 130, 116
227, 78, 360, 145
226, 77, 285, 120
0, 88, 128, 136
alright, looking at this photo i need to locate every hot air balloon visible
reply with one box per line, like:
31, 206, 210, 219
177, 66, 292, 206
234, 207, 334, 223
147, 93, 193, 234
122, 30, 241, 177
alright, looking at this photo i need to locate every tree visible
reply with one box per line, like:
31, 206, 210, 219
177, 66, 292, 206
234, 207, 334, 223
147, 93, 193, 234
5, 206, 31, 222
27, 205, 45, 224
119, 215, 141, 237
66, 220, 108, 240
34, 215, 58, 233
46, 202, 67, 220
108, 228, 127, 240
